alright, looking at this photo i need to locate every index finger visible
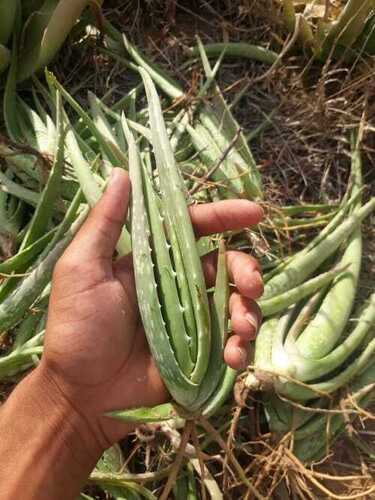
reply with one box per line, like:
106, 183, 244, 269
189, 200, 263, 237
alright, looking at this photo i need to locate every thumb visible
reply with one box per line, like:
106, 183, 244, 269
67, 168, 131, 262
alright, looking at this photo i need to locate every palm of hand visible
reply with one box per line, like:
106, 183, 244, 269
41, 170, 263, 446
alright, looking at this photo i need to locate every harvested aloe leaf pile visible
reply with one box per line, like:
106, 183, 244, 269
0, 1, 375, 498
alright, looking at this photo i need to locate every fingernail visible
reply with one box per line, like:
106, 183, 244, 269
237, 347, 249, 368
245, 313, 259, 334
107, 168, 118, 187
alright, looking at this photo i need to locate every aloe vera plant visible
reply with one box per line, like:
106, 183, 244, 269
113, 69, 236, 417
102, 22, 264, 201
281, 0, 375, 61
0, 0, 104, 80
250, 135, 375, 404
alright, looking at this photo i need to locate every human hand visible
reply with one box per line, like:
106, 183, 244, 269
37, 168, 264, 449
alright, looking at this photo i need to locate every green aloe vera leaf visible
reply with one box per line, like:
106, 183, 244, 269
123, 113, 199, 408
0, 0, 17, 45
274, 294, 375, 401
200, 240, 236, 416
89, 471, 157, 500
295, 132, 363, 359
122, 33, 184, 100
12, 304, 47, 350
63, 111, 131, 255
19, 92, 65, 252
295, 227, 361, 359
0, 345, 44, 380
18, 0, 97, 81
0, 208, 88, 333
41, 187, 84, 257
140, 68, 211, 387
4, 16, 23, 141
263, 197, 374, 299
292, 361, 375, 462
195, 38, 262, 200
88, 91, 128, 165
186, 122, 246, 199
46, 71, 124, 167
0, 43, 10, 73
96, 445, 136, 499
141, 158, 194, 376
322, 0, 375, 55
162, 210, 197, 364
189, 42, 278, 65
0, 229, 56, 274
0, 171, 40, 206
108, 403, 176, 424
259, 266, 344, 317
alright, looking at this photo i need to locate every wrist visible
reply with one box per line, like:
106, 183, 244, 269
32, 361, 109, 454
0, 365, 104, 499
38, 358, 134, 447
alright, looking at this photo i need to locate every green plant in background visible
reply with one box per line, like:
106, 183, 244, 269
280, 0, 375, 61
247, 134, 375, 460
0, 0, 104, 79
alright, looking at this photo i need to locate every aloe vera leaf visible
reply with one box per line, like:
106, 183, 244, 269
1, 147, 41, 183
12, 307, 47, 350
200, 241, 237, 416
141, 156, 194, 376
295, 135, 363, 359
141, 68, 211, 387
0, 171, 39, 206
88, 91, 128, 165
18, 0, 96, 81
47, 71, 124, 167
0, 229, 56, 274
64, 116, 131, 256
0, 208, 88, 333
190, 42, 278, 65
19, 92, 65, 251
276, 333, 375, 401
89, 472, 157, 500
18, 0, 59, 80
0, 0, 17, 45
0, 345, 44, 380
282, 0, 296, 33
162, 209, 197, 364
4, 17, 23, 141
41, 187, 84, 257
0, 43, 10, 73
109, 403, 176, 424
122, 34, 184, 100
196, 39, 262, 199
295, 227, 361, 359
96, 445, 134, 500
19, 100, 56, 153
263, 197, 374, 299
259, 266, 343, 317
322, 0, 375, 53
186, 123, 246, 199
124, 113, 199, 408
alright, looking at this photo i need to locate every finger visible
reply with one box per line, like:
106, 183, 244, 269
113, 254, 138, 308
189, 200, 263, 237
224, 335, 251, 370
67, 169, 130, 262
229, 292, 262, 341
202, 250, 263, 299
